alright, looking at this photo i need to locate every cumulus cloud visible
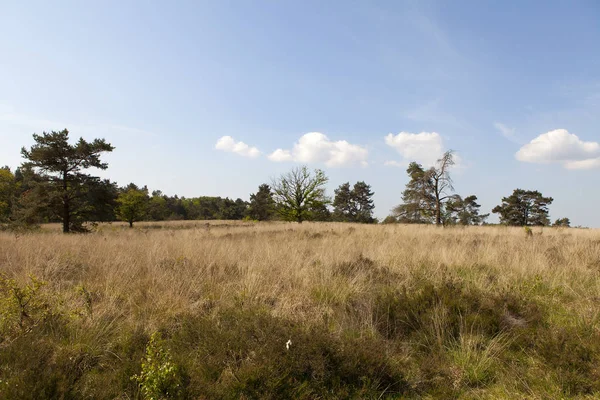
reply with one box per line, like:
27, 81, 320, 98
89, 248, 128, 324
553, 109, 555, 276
215, 136, 260, 158
267, 148, 293, 162
267, 132, 368, 167
515, 129, 600, 170
384, 131, 445, 167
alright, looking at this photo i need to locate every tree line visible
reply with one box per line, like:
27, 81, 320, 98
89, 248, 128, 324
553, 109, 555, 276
0, 130, 571, 232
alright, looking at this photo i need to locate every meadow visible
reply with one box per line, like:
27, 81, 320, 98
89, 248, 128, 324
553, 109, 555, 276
1, 221, 600, 399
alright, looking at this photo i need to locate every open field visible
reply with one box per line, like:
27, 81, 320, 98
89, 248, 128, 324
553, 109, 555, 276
1, 222, 600, 399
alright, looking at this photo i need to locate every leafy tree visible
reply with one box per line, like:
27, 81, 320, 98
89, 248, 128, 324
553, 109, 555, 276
147, 191, 170, 221
248, 184, 275, 221
220, 198, 248, 220
0, 167, 16, 222
492, 189, 553, 226
20, 130, 114, 232
9, 165, 48, 226
554, 217, 571, 227
272, 166, 329, 223
445, 195, 489, 225
116, 185, 149, 228
333, 181, 375, 223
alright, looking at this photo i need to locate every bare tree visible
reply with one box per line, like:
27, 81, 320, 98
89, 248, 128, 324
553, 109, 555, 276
430, 150, 455, 225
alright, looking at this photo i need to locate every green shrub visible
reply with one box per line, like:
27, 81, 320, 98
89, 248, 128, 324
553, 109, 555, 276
133, 332, 185, 400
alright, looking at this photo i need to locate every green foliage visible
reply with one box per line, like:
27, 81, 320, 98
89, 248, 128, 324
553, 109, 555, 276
393, 162, 435, 224
248, 183, 276, 221
0, 274, 48, 339
0, 166, 16, 222
492, 189, 554, 226
393, 151, 460, 226
445, 194, 489, 225
333, 181, 376, 223
20, 130, 114, 233
381, 215, 397, 224
117, 185, 150, 228
554, 217, 571, 227
133, 332, 184, 400
272, 166, 330, 223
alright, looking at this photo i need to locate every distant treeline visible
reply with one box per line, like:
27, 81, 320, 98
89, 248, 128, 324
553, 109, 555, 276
0, 130, 571, 232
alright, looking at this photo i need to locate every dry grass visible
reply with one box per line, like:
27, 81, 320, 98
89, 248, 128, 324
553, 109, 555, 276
1, 222, 600, 398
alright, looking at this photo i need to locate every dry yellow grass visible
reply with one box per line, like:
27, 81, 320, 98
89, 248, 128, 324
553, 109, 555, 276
1, 221, 600, 398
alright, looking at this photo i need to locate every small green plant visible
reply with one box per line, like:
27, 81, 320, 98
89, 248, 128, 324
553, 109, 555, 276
524, 226, 533, 238
75, 284, 93, 317
133, 332, 183, 400
0, 274, 48, 336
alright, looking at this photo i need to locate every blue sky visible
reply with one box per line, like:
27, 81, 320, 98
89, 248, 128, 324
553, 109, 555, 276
1, 1, 599, 226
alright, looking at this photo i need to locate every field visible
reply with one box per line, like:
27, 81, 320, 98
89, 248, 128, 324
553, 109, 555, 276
1, 221, 600, 399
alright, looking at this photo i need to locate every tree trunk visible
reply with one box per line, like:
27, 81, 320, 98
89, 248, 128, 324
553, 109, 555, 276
63, 202, 70, 233
63, 173, 70, 233
129, 220, 133, 228
435, 182, 442, 226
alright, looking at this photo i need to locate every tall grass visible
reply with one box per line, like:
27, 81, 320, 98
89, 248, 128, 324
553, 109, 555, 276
1, 222, 599, 398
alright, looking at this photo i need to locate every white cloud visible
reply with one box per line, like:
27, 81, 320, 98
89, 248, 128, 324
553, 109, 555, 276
384, 131, 445, 167
267, 148, 293, 162
268, 132, 368, 167
515, 129, 600, 170
215, 136, 260, 158
384, 160, 405, 168
564, 158, 600, 170
494, 122, 520, 143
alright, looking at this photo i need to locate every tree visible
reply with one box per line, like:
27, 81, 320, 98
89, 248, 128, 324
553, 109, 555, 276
333, 181, 375, 223
116, 185, 149, 228
445, 195, 489, 225
392, 151, 456, 226
147, 191, 170, 221
87, 179, 119, 222
333, 182, 353, 222
352, 181, 376, 223
554, 217, 571, 227
307, 201, 332, 222
430, 150, 455, 225
271, 166, 329, 223
0, 166, 16, 222
492, 189, 553, 226
248, 184, 275, 221
20, 130, 114, 232
392, 162, 435, 224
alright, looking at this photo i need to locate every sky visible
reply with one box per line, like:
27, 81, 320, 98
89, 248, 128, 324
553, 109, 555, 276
1, 0, 599, 226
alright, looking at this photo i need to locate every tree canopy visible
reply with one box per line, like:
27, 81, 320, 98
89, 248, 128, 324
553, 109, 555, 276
20, 130, 114, 232
0, 130, 575, 230
116, 185, 150, 228
333, 181, 376, 223
492, 189, 554, 226
271, 166, 329, 223
248, 184, 276, 221
392, 151, 458, 225
445, 195, 489, 226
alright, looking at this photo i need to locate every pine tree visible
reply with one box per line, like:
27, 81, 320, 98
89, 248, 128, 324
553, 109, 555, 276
492, 189, 553, 226
20, 130, 114, 232
248, 184, 275, 221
